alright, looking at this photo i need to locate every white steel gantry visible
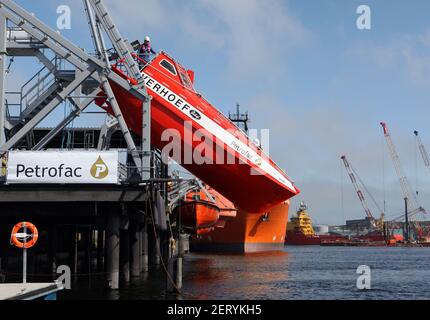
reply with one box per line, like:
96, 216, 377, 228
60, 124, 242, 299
0, 0, 151, 180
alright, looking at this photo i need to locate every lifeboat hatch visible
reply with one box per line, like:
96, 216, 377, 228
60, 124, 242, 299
262, 212, 270, 222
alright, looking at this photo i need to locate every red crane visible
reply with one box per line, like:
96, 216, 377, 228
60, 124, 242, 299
381, 122, 426, 213
341, 155, 375, 223
380, 122, 426, 219
414, 130, 430, 174
412, 130, 430, 241
341, 155, 385, 229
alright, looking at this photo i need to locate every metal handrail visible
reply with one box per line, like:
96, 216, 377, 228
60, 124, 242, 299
24, 80, 57, 116
21, 70, 55, 109
20, 56, 62, 111
4, 92, 21, 119
22, 69, 52, 101
21, 66, 48, 100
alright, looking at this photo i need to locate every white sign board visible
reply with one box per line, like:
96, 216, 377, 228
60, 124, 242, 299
6, 151, 119, 184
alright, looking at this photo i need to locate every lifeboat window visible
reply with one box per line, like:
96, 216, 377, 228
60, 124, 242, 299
160, 59, 177, 76
192, 194, 201, 201
179, 70, 193, 90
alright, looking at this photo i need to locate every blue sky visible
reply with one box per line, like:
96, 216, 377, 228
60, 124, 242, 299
8, 0, 430, 225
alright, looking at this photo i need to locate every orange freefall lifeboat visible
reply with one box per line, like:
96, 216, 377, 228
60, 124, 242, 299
174, 200, 220, 234
95, 51, 299, 213
173, 185, 237, 236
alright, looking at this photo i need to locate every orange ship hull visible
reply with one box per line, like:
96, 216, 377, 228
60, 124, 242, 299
191, 201, 290, 253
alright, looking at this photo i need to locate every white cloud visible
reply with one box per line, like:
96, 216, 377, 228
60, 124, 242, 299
105, 0, 169, 31
352, 28, 430, 86
104, 0, 310, 80
197, 0, 310, 79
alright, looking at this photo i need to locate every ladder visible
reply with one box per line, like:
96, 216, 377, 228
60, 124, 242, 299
84, 0, 151, 178
87, 0, 146, 91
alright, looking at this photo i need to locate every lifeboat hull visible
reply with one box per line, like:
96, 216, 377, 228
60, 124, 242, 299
173, 200, 220, 233
96, 52, 299, 213
191, 201, 290, 253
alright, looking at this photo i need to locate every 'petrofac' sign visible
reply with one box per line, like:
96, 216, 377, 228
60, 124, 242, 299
6, 151, 119, 184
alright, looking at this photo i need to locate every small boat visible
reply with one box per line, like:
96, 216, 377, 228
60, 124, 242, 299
174, 199, 220, 235
173, 185, 236, 235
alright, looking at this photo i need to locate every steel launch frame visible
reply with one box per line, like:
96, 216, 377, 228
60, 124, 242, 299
0, 0, 194, 291
0, 0, 151, 180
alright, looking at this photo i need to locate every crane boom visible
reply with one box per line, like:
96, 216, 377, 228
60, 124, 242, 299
341, 156, 375, 222
414, 130, 430, 170
380, 122, 426, 216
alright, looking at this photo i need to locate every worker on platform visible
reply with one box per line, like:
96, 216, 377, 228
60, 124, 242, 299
138, 36, 156, 67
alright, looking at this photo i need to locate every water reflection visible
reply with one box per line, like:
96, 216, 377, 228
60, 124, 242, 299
182, 251, 290, 300
60, 247, 430, 300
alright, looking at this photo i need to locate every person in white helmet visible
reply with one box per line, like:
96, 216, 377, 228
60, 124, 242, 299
138, 36, 156, 67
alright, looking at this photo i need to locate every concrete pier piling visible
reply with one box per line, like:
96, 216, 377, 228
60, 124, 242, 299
166, 236, 175, 293
71, 225, 79, 278
106, 210, 120, 290
176, 256, 183, 290
48, 224, 57, 280
120, 236, 130, 282
141, 219, 149, 273
176, 233, 183, 290
148, 223, 161, 268
97, 228, 105, 273
84, 226, 92, 274
130, 220, 140, 278
120, 209, 130, 283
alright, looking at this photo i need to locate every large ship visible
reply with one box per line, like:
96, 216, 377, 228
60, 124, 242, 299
191, 200, 291, 253
285, 202, 348, 245
95, 50, 300, 252
285, 202, 321, 245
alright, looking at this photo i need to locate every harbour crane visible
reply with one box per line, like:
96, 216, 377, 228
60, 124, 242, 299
381, 122, 426, 241
341, 155, 384, 230
414, 131, 430, 175
412, 130, 430, 240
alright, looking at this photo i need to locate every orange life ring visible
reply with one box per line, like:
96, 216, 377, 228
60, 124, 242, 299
10, 222, 39, 249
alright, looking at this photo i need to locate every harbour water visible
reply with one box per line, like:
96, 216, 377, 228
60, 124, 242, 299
59, 246, 430, 300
